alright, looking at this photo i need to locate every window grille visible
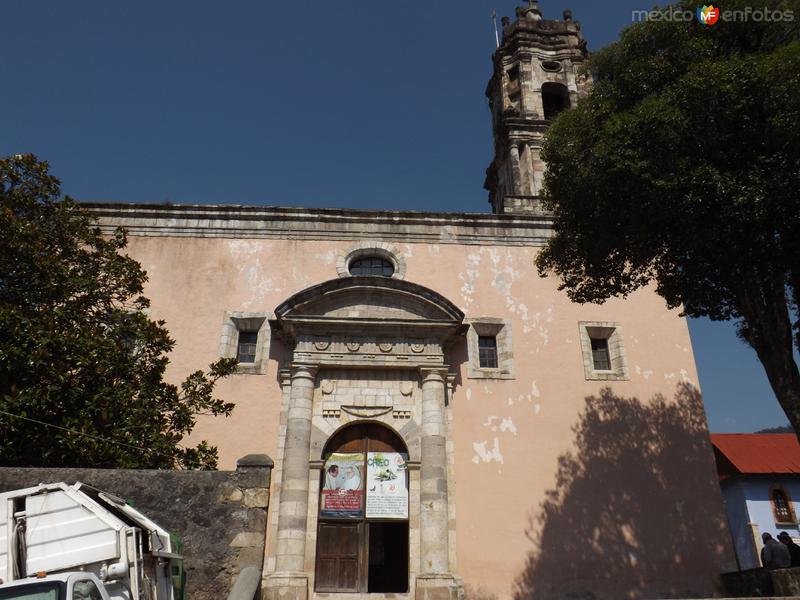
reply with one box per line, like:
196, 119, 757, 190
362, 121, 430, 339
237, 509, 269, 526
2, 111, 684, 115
478, 336, 498, 369
237, 331, 258, 363
590, 337, 611, 371
349, 257, 394, 277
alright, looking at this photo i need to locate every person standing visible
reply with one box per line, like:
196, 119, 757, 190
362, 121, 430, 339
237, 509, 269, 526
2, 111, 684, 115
777, 532, 800, 567
324, 464, 341, 490
762, 532, 792, 569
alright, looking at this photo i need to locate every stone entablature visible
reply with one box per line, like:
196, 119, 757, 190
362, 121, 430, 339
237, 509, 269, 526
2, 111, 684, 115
293, 335, 445, 368
80, 202, 554, 246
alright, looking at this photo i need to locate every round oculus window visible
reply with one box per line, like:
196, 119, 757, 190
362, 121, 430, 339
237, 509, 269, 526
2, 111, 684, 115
541, 60, 563, 72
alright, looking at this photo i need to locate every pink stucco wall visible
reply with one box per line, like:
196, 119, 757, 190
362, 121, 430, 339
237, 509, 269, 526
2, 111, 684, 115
120, 234, 734, 599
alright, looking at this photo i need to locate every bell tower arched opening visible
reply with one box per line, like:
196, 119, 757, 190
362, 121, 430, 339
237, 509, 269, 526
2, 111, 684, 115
541, 82, 571, 120
316, 422, 409, 594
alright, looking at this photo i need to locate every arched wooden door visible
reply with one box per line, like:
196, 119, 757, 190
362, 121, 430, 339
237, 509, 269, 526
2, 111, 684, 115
315, 423, 409, 593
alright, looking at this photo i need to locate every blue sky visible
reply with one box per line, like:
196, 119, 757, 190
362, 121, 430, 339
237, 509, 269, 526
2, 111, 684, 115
2, 0, 792, 431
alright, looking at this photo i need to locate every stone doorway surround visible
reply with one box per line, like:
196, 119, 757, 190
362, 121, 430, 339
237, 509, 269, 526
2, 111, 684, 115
264, 276, 466, 600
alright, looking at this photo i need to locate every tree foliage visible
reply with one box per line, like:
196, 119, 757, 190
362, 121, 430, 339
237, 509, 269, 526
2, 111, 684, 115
536, 1, 800, 431
0, 154, 236, 469
755, 424, 794, 434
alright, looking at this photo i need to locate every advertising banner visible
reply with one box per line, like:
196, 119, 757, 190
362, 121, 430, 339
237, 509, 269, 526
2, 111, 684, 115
320, 452, 365, 518
365, 452, 408, 519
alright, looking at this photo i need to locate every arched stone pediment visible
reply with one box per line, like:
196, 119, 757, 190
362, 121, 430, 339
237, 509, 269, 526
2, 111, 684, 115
273, 277, 465, 368
275, 276, 464, 323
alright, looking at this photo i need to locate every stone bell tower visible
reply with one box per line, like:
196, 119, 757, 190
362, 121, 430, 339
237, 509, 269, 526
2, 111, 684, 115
484, 1, 590, 214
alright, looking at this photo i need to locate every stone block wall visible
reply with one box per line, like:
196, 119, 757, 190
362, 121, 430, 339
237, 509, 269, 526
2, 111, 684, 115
721, 565, 800, 597
0, 454, 273, 600
317, 367, 418, 421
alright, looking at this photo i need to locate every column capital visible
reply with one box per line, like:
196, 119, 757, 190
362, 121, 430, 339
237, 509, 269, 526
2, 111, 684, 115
279, 368, 293, 387
289, 363, 318, 381
419, 367, 449, 384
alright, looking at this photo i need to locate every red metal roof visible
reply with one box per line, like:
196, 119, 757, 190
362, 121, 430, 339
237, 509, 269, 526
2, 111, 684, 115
711, 434, 800, 477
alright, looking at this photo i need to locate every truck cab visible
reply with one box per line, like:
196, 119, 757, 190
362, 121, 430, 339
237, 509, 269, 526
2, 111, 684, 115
0, 572, 111, 600
0, 483, 183, 600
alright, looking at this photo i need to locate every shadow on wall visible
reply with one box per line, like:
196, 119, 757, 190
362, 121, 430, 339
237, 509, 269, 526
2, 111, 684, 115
514, 383, 734, 600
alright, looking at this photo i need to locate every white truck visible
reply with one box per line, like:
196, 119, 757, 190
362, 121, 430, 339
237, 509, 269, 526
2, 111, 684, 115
0, 482, 184, 600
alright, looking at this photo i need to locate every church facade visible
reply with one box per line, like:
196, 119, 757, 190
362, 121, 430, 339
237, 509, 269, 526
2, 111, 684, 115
86, 4, 735, 599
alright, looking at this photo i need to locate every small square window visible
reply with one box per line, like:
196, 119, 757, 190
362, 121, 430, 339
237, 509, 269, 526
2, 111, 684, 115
771, 486, 797, 524
237, 331, 258, 363
220, 311, 271, 375
466, 319, 514, 379
578, 321, 628, 381
478, 336, 498, 369
590, 337, 611, 371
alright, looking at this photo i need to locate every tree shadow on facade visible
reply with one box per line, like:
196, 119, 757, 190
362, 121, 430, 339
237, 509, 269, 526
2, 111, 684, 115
515, 384, 734, 600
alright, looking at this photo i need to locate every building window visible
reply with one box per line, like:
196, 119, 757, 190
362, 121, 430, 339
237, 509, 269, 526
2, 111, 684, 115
478, 336, 498, 368
590, 337, 611, 371
337, 244, 406, 280
219, 311, 272, 375
466, 319, 515, 379
349, 256, 394, 277
579, 321, 629, 381
237, 331, 258, 363
771, 485, 797, 525
541, 60, 563, 73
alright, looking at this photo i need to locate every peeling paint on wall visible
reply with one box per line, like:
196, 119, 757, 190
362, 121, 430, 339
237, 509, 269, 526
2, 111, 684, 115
472, 438, 504, 464
499, 417, 517, 435
458, 253, 482, 309
529, 309, 553, 347
227, 240, 283, 309
508, 381, 541, 407
635, 365, 654, 380
482, 416, 518, 435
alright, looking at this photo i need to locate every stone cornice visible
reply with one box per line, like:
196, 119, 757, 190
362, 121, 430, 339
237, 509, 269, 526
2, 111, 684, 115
80, 202, 554, 246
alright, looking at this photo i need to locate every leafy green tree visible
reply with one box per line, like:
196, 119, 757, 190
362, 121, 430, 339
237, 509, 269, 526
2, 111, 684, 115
536, 1, 800, 432
0, 154, 236, 469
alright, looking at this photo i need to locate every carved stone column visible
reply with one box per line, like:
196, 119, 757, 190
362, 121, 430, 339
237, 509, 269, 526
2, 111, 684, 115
509, 143, 522, 195
518, 53, 534, 116
417, 367, 460, 600
266, 363, 318, 600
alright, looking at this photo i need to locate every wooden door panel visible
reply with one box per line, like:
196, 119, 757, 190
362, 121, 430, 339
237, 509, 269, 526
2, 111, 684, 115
316, 558, 338, 590
368, 427, 407, 453
337, 558, 359, 590
315, 522, 361, 592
